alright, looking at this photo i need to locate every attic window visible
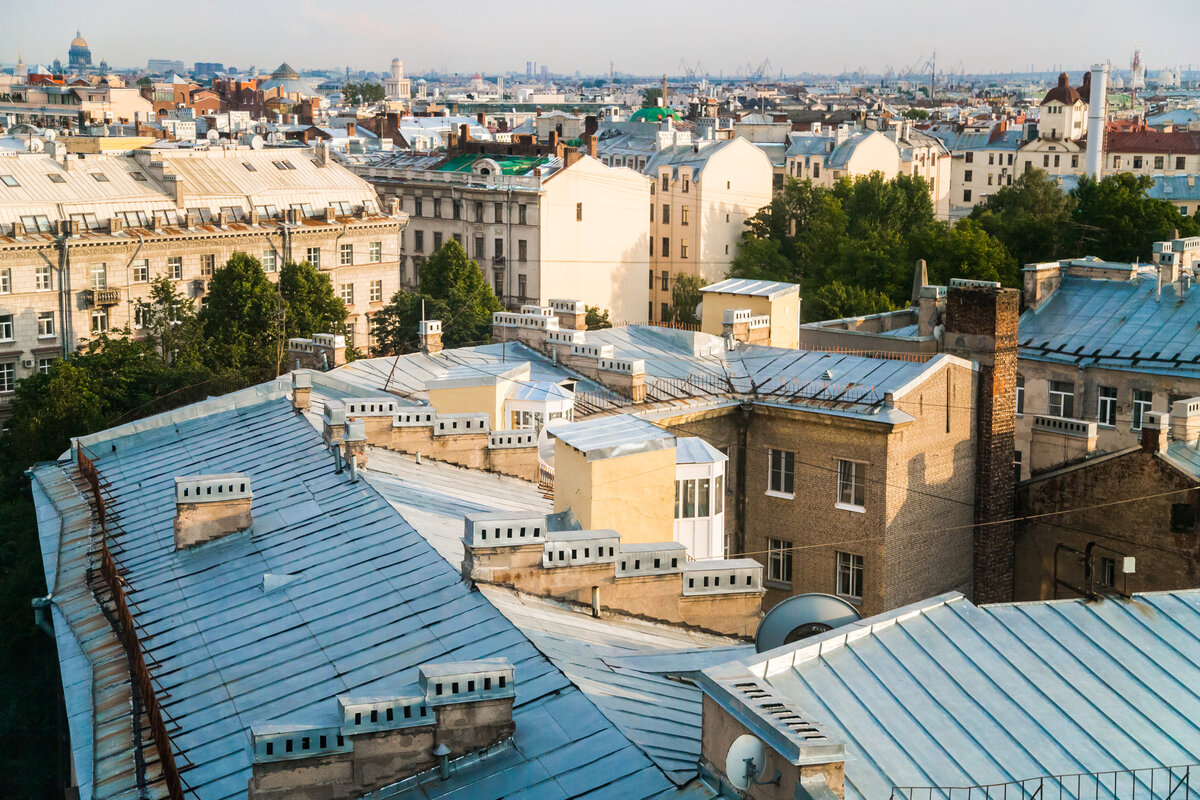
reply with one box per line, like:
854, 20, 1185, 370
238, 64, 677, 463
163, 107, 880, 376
274, 160, 296, 171
0, 175, 18, 187
47, 174, 66, 184
130, 171, 147, 182
91, 173, 109, 182
243, 162, 257, 172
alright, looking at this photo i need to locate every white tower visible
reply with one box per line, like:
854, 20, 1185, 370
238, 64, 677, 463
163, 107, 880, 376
385, 58, 410, 101
1084, 62, 1108, 179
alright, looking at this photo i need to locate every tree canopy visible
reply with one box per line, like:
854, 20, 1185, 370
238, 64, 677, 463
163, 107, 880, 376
343, 82, 385, 106
278, 260, 347, 340
198, 251, 282, 377
669, 274, 706, 324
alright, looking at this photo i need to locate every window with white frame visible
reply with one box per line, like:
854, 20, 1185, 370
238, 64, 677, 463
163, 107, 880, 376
132, 259, 149, 283
674, 478, 711, 519
201, 254, 216, 277
1097, 386, 1117, 427
0, 362, 14, 392
262, 249, 277, 272
37, 357, 54, 375
836, 551, 863, 601
1048, 380, 1074, 417
1015, 374, 1024, 415
369, 280, 382, 303
134, 304, 148, 330
35, 265, 51, 291
714, 475, 723, 514
0, 314, 12, 340
767, 449, 794, 497
37, 312, 54, 338
90, 263, 107, 290
369, 241, 381, 262
306, 247, 321, 268
1132, 390, 1153, 430
90, 308, 108, 333
0, 268, 9, 294
168, 257, 182, 280
837, 460, 865, 510
339, 283, 354, 305
767, 538, 792, 585
340, 243, 353, 266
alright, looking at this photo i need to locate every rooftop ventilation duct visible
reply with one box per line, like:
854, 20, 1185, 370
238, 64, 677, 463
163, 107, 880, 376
173, 473, 252, 549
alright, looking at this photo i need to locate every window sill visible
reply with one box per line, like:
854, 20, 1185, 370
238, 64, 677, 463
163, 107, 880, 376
836, 593, 863, 606
765, 490, 794, 500
1098, 423, 1116, 430
835, 502, 866, 514
765, 580, 792, 591
37, 334, 56, 340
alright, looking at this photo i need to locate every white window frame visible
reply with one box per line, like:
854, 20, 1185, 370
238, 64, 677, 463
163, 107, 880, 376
836, 551, 864, 602
262, 249, 277, 272
0, 314, 13, 341
306, 247, 321, 268
339, 243, 353, 266
37, 357, 54, 375
1132, 390, 1153, 430
168, 256, 183, 280
35, 265, 52, 291
1048, 381, 1074, 418
0, 362, 14, 392
766, 538, 792, 586
369, 241, 382, 262
0, 268, 10, 294
90, 308, 108, 333
132, 259, 149, 283
340, 282, 354, 305
836, 459, 866, 512
369, 280, 382, 303
90, 263, 107, 290
37, 311, 55, 338
767, 448, 794, 499
1097, 386, 1117, 428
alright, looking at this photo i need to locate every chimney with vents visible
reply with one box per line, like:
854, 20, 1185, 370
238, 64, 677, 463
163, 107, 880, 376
292, 369, 312, 412
1142, 411, 1169, 453
418, 319, 443, 354
1170, 397, 1200, 444
173, 474, 253, 549
343, 419, 367, 471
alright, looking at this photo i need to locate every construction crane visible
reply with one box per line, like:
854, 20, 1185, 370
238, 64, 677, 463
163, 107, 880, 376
749, 58, 772, 82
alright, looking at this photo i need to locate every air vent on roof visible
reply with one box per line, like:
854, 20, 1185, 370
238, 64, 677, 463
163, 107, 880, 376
173, 473, 253, 550
821, 369, 834, 380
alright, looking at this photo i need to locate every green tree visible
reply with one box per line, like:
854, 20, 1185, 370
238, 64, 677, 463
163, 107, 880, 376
669, 274, 706, 324
805, 281, 896, 321
134, 275, 202, 366
278, 260, 347, 340
199, 252, 282, 378
1068, 172, 1200, 262
642, 88, 663, 108
913, 218, 1019, 287
0, 359, 107, 483
971, 168, 1076, 267
585, 306, 612, 330
371, 240, 501, 352
902, 108, 930, 120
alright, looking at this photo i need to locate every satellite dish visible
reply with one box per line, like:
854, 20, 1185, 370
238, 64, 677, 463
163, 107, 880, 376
725, 734, 766, 790
43, 129, 57, 141
206, 129, 220, 142
28, 138, 44, 153
694, 301, 703, 320
754, 593, 861, 653
250, 134, 264, 150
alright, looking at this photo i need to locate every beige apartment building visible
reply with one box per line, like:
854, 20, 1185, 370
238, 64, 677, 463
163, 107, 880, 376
0, 82, 152, 127
0, 143, 405, 414
348, 131, 650, 322
645, 136, 773, 322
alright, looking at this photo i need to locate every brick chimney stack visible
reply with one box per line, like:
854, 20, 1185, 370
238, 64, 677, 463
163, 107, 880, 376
1141, 411, 1169, 453
942, 279, 1020, 605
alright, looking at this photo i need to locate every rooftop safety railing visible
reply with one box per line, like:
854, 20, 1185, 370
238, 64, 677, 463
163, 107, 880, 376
891, 763, 1197, 800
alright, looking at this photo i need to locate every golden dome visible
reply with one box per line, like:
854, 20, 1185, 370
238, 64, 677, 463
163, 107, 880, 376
71, 31, 88, 48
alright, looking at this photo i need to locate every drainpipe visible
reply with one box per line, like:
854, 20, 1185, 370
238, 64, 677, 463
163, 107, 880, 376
31, 596, 53, 637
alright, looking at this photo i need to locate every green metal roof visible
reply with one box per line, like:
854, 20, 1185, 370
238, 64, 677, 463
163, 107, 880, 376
435, 153, 550, 175
629, 107, 683, 123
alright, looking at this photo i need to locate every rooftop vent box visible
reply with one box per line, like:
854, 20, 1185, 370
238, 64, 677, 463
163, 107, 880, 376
173, 473, 253, 550
419, 659, 515, 707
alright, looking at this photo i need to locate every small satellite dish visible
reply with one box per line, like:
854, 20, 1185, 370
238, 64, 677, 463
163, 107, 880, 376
206, 129, 219, 142
250, 134, 264, 150
43, 128, 57, 141
28, 138, 44, 153
694, 301, 703, 320
754, 593, 861, 653
725, 734, 766, 790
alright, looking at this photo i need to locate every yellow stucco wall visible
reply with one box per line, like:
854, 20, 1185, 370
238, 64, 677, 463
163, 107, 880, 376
553, 441, 675, 543
427, 383, 507, 429
700, 290, 800, 349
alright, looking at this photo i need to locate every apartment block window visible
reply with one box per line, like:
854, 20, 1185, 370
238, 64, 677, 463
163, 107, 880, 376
1016, 375, 1025, 415
674, 478, 710, 518
496, 275, 505, 297
37, 312, 54, 338
836, 552, 864, 602
340, 243, 354, 266
988, 174, 994, 186
90, 263, 107, 290
661, 174, 669, 192
0, 362, 13, 392
661, 270, 669, 291
1053, 154, 1060, 168
494, 202, 503, 223
433, 232, 443, 251
1095, 555, 1116, 588
132, 259, 149, 283
134, 304, 148, 329
517, 274, 527, 299
168, 256, 183, 280
369, 241, 382, 262
1154, 156, 1165, 170
263, 249, 277, 272
474, 201, 484, 222
339, 283, 354, 304
964, 170, 973, 182
965, 152, 974, 163
963, 189, 972, 202
661, 302, 670, 322
0, 314, 12, 340
661, 204, 670, 224
1013, 450, 1023, 483
661, 237, 670, 257
648, 269, 654, 289
1133, 156, 1143, 169
1097, 386, 1118, 427
837, 460, 865, 510
649, 238, 654, 257
988, 153, 995, 165
1132, 390, 1153, 430
1071, 155, 1079, 168
1048, 381, 1075, 418
452, 201, 462, 220
1113, 156, 1122, 169
812, 163, 819, 178
681, 206, 689, 226
201, 254, 216, 277
518, 239, 527, 261
767, 448, 795, 497
0, 268, 9, 294
1177, 157, 1186, 170
90, 308, 108, 333
414, 197, 423, 216
766, 538, 792, 585
682, 176, 690, 193
37, 357, 54, 375
494, 238, 503, 259
518, 204, 527, 225
680, 242, 688, 259
1043, 155, 1050, 168
414, 230, 425, 253
650, 203, 654, 222
433, 198, 443, 218
306, 247, 321, 268
32, 265, 52, 292
369, 280, 382, 303
576, 202, 583, 221
475, 236, 485, 259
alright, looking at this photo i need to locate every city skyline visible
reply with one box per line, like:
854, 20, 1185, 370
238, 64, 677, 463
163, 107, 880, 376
2, 0, 1197, 78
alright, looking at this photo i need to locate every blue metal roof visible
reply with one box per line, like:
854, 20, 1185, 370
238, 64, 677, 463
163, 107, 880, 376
705, 590, 1200, 800
701, 278, 799, 300
550, 414, 676, 460
1020, 272, 1200, 378
37, 396, 691, 799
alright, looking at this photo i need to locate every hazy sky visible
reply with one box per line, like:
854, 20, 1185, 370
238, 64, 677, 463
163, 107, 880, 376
2, 0, 1197, 77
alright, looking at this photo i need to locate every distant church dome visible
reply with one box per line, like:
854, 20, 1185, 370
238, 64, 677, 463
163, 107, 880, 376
71, 31, 88, 48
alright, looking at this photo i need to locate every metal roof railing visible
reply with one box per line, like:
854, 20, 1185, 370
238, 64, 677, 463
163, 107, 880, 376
891, 763, 1197, 800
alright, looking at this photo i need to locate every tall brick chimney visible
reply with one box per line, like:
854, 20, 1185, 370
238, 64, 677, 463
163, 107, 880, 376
942, 279, 1019, 605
